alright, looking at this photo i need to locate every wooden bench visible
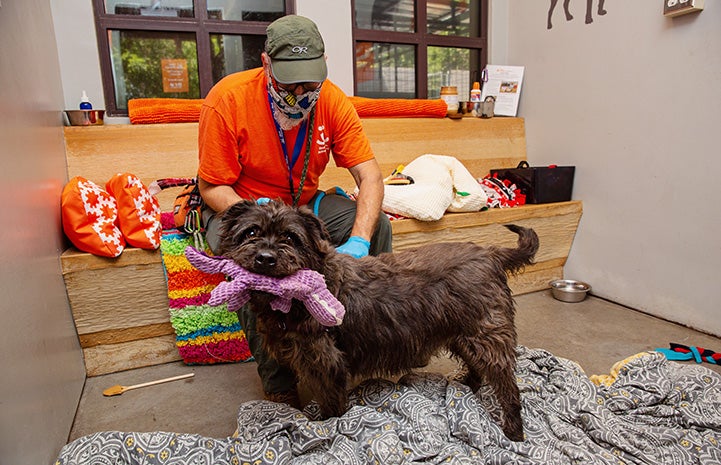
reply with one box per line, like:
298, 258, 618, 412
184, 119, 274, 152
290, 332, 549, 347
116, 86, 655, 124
61, 117, 582, 376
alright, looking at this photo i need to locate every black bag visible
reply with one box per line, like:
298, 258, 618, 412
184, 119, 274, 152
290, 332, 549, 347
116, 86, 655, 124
490, 161, 575, 204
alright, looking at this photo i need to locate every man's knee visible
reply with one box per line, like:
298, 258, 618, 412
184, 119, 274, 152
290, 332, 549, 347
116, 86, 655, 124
371, 212, 392, 255
315, 192, 393, 255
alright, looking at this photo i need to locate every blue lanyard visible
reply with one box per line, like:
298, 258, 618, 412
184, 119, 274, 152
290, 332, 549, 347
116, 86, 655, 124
268, 92, 309, 199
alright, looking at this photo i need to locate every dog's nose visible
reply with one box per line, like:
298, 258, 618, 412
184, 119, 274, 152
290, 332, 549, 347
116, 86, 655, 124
254, 252, 277, 268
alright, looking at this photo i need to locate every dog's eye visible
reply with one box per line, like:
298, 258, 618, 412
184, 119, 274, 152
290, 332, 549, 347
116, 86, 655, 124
282, 232, 300, 245
240, 226, 260, 241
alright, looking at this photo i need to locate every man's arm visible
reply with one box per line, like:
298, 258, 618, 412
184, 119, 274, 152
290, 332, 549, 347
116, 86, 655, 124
197, 176, 243, 214
347, 158, 385, 242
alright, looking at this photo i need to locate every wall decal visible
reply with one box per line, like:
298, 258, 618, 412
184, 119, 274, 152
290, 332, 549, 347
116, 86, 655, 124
548, 0, 607, 29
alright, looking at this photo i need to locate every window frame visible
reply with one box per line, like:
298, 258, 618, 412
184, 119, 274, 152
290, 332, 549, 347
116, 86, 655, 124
92, 0, 296, 116
351, 0, 488, 99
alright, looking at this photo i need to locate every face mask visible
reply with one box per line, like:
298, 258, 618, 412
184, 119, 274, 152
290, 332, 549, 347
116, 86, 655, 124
266, 70, 322, 130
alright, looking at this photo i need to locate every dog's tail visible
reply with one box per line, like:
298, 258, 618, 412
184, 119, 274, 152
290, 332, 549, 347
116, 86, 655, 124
497, 224, 539, 275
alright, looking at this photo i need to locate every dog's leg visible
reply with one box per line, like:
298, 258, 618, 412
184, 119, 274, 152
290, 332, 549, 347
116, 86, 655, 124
450, 334, 524, 442
296, 337, 350, 419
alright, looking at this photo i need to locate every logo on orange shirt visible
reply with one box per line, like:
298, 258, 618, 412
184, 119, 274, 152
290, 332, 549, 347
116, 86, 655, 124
315, 125, 330, 155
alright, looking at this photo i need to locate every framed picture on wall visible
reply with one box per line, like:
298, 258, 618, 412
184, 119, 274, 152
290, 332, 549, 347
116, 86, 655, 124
664, 0, 704, 17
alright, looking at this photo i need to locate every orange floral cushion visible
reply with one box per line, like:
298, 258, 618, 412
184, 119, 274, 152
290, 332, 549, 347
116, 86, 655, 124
61, 176, 125, 257
106, 173, 162, 250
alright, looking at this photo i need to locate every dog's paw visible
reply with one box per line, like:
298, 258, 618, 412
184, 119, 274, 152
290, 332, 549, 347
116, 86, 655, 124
264, 389, 301, 410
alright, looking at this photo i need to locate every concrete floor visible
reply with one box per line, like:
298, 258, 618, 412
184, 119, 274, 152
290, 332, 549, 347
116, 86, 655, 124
68, 290, 721, 441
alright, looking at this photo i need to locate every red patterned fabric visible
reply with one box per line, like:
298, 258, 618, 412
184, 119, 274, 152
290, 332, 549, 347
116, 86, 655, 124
61, 176, 125, 257
106, 173, 162, 249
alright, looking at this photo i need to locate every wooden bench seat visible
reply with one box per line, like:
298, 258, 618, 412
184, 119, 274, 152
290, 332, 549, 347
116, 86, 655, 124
62, 117, 582, 376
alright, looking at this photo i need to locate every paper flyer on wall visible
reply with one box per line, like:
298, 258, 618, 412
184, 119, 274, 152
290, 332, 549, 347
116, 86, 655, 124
480, 65, 525, 117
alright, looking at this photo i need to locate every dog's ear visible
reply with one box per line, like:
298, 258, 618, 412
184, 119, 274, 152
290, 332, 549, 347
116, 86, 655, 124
297, 206, 333, 246
217, 200, 258, 254
220, 199, 256, 223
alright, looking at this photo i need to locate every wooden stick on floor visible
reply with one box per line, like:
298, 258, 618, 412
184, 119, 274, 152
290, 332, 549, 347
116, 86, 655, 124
103, 373, 195, 397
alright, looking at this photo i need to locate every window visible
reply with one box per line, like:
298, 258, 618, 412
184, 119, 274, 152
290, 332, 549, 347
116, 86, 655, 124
352, 0, 487, 101
93, 0, 295, 116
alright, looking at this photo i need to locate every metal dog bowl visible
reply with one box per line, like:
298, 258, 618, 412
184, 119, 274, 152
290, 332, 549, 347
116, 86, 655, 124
64, 110, 105, 126
549, 279, 591, 303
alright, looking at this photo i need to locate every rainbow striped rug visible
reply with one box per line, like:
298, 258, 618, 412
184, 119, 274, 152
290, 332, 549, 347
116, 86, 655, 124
160, 229, 253, 365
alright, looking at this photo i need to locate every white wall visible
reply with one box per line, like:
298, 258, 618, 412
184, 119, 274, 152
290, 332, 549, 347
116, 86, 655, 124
506, 0, 721, 336
297, 0, 355, 94
488, 0, 509, 64
52, 0, 105, 114
0, 1, 87, 464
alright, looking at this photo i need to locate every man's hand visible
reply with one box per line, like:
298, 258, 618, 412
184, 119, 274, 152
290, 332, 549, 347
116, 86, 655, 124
336, 236, 370, 258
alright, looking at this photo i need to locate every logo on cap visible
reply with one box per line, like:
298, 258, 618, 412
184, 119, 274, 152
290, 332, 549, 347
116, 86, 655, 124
291, 46, 309, 55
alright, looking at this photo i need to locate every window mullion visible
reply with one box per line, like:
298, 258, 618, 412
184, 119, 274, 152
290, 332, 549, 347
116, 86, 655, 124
417, 0, 428, 98
426, 36, 485, 48
195, 0, 212, 97
93, 0, 116, 114
196, 34, 213, 98
354, 30, 420, 45
286, 0, 297, 15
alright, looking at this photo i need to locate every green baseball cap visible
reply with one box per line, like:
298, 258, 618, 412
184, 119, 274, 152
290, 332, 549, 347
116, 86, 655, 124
265, 15, 327, 84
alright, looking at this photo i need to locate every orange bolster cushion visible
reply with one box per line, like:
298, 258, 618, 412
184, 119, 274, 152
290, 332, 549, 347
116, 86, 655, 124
106, 173, 162, 250
61, 177, 125, 258
128, 98, 204, 124
348, 96, 448, 118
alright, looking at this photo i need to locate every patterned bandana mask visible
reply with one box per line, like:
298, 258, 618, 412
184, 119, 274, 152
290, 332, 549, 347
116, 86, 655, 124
267, 71, 322, 130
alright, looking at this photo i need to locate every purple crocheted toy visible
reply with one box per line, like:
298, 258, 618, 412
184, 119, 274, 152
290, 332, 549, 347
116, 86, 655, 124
184, 246, 345, 326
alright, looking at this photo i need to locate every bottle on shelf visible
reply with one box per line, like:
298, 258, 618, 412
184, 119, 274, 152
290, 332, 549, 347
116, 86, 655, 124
79, 90, 93, 110
470, 81, 482, 116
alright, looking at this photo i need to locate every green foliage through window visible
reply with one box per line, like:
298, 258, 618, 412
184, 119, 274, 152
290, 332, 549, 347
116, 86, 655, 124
111, 31, 200, 110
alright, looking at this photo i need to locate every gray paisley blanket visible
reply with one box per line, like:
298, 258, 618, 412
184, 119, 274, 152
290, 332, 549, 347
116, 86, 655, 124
55, 347, 721, 464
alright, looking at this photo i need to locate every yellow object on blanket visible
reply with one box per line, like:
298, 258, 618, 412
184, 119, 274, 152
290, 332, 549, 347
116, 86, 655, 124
128, 98, 204, 124
589, 352, 651, 387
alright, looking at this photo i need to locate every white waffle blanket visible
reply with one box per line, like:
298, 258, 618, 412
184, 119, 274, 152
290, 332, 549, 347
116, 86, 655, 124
381, 154, 487, 221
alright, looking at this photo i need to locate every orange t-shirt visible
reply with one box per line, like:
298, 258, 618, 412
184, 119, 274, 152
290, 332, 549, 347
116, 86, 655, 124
198, 68, 374, 206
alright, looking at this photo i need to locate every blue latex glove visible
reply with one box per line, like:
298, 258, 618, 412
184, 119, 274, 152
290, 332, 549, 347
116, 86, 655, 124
336, 236, 370, 259
256, 197, 271, 205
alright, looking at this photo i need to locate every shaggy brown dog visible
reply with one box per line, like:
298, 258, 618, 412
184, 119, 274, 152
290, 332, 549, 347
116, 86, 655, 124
216, 200, 539, 441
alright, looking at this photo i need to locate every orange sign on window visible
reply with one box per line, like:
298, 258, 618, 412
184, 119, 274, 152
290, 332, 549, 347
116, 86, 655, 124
161, 58, 189, 93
